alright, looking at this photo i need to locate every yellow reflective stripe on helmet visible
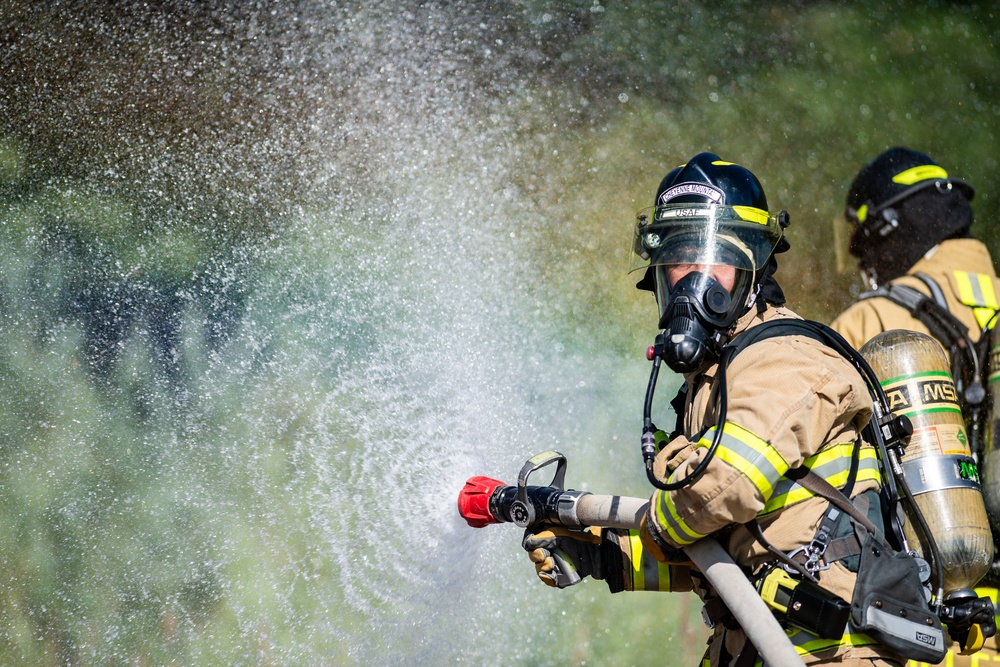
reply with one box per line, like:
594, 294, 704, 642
731, 205, 770, 225
695, 422, 789, 502
785, 626, 881, 655
953, 271, 999, 329
625, 530, 672, 592
762, 444, 880, 515
893, 165, 948, 185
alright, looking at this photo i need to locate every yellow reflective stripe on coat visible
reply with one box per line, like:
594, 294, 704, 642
785, 626, 881, 656
653, 486, 710, 545
654, 422, 788, 545
696, 422, 790, 500
625, 531, 672, 592
954, 270, 999, 329
763, 443, 881, 515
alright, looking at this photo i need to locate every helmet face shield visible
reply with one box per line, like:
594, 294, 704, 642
630, 204, 784, 275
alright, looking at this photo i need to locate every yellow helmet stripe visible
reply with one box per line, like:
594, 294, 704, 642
892, 165, 949, 185
731, 205, 771, 225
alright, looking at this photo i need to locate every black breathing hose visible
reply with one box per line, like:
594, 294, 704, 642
643, 346, 732, 491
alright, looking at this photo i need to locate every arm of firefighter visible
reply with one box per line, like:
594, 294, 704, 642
521, 526, 693, 592
645, 335, 869, 550
609, 525, 693, 592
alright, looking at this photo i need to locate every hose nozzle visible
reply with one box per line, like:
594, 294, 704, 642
457, 476, 505, 528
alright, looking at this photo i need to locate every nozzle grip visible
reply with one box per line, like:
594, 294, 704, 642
549, 548, 583, 588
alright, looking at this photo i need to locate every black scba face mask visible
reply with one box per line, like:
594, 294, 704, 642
656, 269, 736, 373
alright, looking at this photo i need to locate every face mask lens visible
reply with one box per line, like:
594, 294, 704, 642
654, 265, 672, 325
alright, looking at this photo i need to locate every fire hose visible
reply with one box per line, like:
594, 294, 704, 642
458, 451, 805, 667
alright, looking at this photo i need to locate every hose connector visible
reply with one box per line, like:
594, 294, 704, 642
640, 429, 657, 464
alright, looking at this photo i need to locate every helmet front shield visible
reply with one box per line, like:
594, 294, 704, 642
629, 203, 784, 275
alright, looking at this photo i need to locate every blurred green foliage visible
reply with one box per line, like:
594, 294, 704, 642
505, 0, 1000, 357
1, 1, 999, 665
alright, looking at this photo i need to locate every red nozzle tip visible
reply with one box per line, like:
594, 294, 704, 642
458, 476, 505, 528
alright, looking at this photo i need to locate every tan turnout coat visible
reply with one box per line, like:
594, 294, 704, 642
831, 237, 1000, 667
831, 239, 1000, 350
643, 303, 904, 665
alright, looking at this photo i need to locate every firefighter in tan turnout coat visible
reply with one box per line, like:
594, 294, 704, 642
831, 147, 1000, 353
830, 147, 1000, 667
521, 153, 910, 666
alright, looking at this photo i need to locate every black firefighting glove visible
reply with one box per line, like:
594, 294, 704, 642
522, 526, 623, 591
939, 591, 997, 655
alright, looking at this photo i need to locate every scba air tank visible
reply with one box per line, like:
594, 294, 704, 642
981, 325, 1000, 526
861, 329, 993, 592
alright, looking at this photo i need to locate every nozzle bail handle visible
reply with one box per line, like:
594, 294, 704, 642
511, 450, 567, 527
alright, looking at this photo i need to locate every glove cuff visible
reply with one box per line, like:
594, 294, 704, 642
600, 529, 626, 594
640, 508, 687, 563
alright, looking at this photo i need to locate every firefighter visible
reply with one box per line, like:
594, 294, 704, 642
830, 146, 1000, 356
830, 147, 1000, 667
523, 153, 907, 666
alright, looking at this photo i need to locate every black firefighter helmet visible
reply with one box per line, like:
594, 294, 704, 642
846, 147, 975, 287
630, 152, 790, 333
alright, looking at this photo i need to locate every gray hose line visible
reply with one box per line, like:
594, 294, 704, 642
573, 493, 805, 667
